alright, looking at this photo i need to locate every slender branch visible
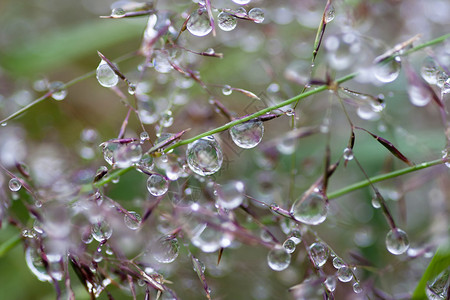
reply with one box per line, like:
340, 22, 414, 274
327, 158, 446, 200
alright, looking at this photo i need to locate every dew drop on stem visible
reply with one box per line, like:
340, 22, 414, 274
374, 56, 401, 83
385, 228, 409, 255
407, 83, 432, 107
324, 276, 336, 292
337, 266, 353, 282
291, 191, 328, 225
217, 12, 237, 31
91, 220, 113, 242
49, 81, 67, 100
309, 242, 329, 268
9, 178, 22, 192
267, 246, 291, 271
114, 143, 143, 168
248, 8, 264, 23
282, 238, 297, 254
222, 85, 232, 95
214, 180, 245, 210
332, 257, 345, 269
324, 4, 335, 23
421, 56, 439, 85
230, 120, 264, 149
124, 211, 141, 230
96, 60, 119, 88
152, 235, 180, 264
111, 7, 126, 17
343, 147, 354, 160
147, 174, 169, 196
186, 136, 223, 176
187, 8, 212, 37
353, 282, 363, 294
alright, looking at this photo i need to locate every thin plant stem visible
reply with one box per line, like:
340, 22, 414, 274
327, 158, 446, 200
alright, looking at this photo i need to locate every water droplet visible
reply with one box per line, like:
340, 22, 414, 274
222, 85, 232, 95
291, 192, 328, 225
408, 84, 432, 107
230, 120, 264, 149
1, 122, 7, 127
309, 242, 329, 268
426, 269, 449, 299
234, 7, 247, 17
324, 4, 335, 23
140, 131, 149, 143
232, 0, 251, 4
374, 57, 401, 83
114, 143, 143, 168
124, 211, 141, 230
289, 229, 302, 244
371, 195, 381, 209
91, 220, 113, 242
128, 84, 136, 95
214, 180, 245, 210
9, 178, 22, 192
436, 71, 448, 88
324, 276, 336, 292
385, 228, 409, 255
187, 8, 212, 37
343, 147, 354, 160
353, 282, 363, 294
25, 247, 53, 282
248, 8, 264, 23
153, 50, 173, 73
218, 12, 237, 31
152, 236, 180, 263
111, 7, 126, 17
96, 60, 119, 87
337, 266, 353, 282
49, 81, 67, 101
332, 257, 345, 269
147, 174, 169, 196
191, 223, 232, 252
186, 136, 223, 176
267, 246, 291, 271
421, 57, 439, 85
283, 238, 297, 254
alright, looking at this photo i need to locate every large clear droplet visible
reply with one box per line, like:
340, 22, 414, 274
267, 246, 291, 271
91, 220, 113, 242
374, 57, 401, 83
343, 147, 354, 161
147, 174, 169, 196
187, 8, 212, 37
421, 57, 439, 85
309, 242, 329, 268
25, 247, 52, 282
152, 235, 180, 263
324, 4, 335, 23
291, 191, 328, 225
124, 211, 141, 230
408, 84, 432, 107
9, 178, 22, 192
186, 136, 223, 176
96, 60, 119, 88
353, 282, 363, 294
191, 223, 232, 253
114, 143, 143, 168
337, 266, 353, 282
324, 276, 336, 292
230, 120, 264, 149
217, 12, 237, 31
248, 8, 264, 23
332, 257, 345, 269
385, 228, 409, 255
214, 180, 245, 210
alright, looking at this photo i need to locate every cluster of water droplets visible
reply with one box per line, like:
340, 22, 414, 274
420, 56, 450, 97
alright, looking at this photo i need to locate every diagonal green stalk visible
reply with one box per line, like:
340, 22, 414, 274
327, 158, 446, 199
162, 72, 357, 153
